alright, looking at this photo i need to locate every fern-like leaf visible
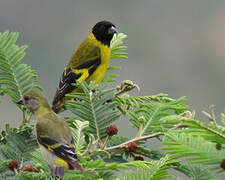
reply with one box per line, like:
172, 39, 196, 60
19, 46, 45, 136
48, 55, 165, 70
71, 120, 89, 152
161, 115, 225, 145
65, 82, 120, 138
0, 131, 38, 177
162, 131, 225, 171
114, 93, 175, 113
174, 164, 218, 180
0, 31, 41, 106
110, 33, 128, 60
119, 155, 175, 180
103, 33, 127, 83
128, 96, 187, 135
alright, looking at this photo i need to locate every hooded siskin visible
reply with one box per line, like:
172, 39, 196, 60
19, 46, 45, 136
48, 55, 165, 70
18, 91, 83, 178
52, 21, 117, 113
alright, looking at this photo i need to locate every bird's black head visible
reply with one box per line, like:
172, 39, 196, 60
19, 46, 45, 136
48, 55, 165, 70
92, 21, 117, 47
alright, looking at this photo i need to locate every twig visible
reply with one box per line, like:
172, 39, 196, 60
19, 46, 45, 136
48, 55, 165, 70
106, 80, 139, 103
102, 135, 110, 149
115, 80, 139, 97
105, 132, 163, 151
89, 91, 101, 144
171, 122, 184, 130
105, 122, 184, 152
202, 105, 217, 125
14, 168, 18, 174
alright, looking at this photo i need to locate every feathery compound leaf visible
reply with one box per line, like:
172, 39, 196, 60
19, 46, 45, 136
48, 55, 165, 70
0, 31, 41, 106
136, 146, 164, 160
0, 131, 38, 161
110, 33, 128, 60
65, 82, 120, 138
162, 131, 225, 170
174, 164, 218, 180
30, 149, 50, 172
71, 120, 89, 152
119, 155, 175, 180
161, 115, 225, 145
0, 130, 38, 176
102, 33, 127, 83
17, 172, 50, 180
114, 93, 174, 113
182, 119, 225, 145
128, 96, 187, 135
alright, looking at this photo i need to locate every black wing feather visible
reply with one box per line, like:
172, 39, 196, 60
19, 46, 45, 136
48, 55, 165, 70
52, 58, 101, 112
37, 136, 78, 162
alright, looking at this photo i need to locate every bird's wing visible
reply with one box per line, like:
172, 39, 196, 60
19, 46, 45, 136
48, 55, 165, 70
37, 134, 77, 162
36, 118, 77, 161
36, 115, 83, 171
52, 40, 101, 112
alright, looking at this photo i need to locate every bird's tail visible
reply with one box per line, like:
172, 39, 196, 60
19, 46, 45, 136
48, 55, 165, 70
51, 166, 65, 179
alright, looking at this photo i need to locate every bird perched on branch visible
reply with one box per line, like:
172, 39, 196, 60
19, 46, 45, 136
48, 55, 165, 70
52, 20, 117, 113
17, 91, 83, 179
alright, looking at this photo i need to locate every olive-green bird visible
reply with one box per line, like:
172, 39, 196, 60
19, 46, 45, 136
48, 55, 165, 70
52, 21, 117, 113
17, 91, 83, 179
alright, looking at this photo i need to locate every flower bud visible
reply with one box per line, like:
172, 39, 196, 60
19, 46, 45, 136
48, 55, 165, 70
138, 116, 145, 124
106, 125, 118, 136
124, 142, 138, 153
8, 160, 18, 171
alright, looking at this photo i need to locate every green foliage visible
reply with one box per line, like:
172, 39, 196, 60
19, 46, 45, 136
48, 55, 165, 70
183, 119, 225, 144
162, 131, 225, 170
161, 114, 225, 144
103, 33, 127, 83
136, 146, 164, 160
110, 33, 128, 60
114, 93, 174, 110
17, 172, 50, 180
120, 155, 176, 180
65, 82, 120, 138
70, 120, 89, 153
30, 149, 50, 173
128, 96, 187, 135
0, 126, 38, 178
174, 164, 218, 180
0, 31, 41, 107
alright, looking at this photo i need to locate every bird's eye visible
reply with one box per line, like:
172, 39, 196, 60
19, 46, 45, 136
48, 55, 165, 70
24, 96, 29, 101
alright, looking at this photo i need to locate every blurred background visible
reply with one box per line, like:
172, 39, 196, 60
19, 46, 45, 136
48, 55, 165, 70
1, 0, 225, 134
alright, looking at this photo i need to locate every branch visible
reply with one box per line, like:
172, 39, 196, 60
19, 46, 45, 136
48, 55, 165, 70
104, 122, 184, 152
105, 132, 163, 151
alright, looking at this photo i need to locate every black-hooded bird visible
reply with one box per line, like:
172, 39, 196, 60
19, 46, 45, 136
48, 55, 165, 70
17, 91, 83, 179
52, 21, 117, 113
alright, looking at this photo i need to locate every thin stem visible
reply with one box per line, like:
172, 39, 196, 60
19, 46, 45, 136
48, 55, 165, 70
89, 91, 101, 143
105, 132, 163, 151
105, 123, 184, 152
102, 135, 110, 149
136, 123, 143, 138
22, 110, 26, 123
140, 106, 160, 136
115, 80, 139, 97
14, 168, 18, 174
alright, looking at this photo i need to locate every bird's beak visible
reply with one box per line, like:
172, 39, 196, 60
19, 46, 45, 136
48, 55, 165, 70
16, 98, 24, 105
108, 26, 117, 34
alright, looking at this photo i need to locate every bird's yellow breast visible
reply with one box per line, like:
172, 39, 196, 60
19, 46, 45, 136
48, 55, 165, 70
87, 33, 111, 84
